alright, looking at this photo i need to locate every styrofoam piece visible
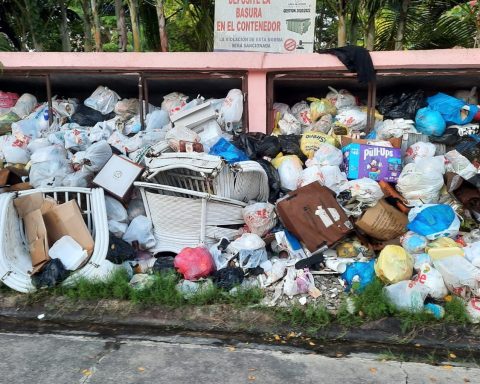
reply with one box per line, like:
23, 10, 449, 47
170, 101, 216, 129
48, 236, 88, 271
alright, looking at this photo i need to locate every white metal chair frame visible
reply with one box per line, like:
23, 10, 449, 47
135, 181, 247, 254
0, 187, 109, 292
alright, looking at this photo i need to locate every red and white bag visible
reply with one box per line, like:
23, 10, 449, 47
243, 202, 277, 237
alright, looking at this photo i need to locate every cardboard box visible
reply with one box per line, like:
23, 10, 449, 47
93, 155, 144, 201
24, 209, 49, 274
355, 199, 408, 241
342, 143, 403, 183
13, 193, 58, 274
43, 200, 94, 256
14, 193, 57, 217
340, 136, 402, 148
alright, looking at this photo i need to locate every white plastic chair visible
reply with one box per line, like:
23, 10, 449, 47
144, 152, 269, 203
0, 187, 109, 293
135, 182, 247, 253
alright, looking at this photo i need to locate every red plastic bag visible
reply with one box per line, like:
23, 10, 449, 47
0, 91, 19, 108
174, 247, 215, 280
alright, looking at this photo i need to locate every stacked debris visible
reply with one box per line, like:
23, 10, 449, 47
2, 83, 480, 324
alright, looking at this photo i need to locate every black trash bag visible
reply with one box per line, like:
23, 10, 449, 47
106, 234, 136, 264
71, 104, 116, 126
256, 135, 281, 159
152, 256, 175, 273
377, 90, 427, 120
233, 133, 263, 159
31, 259, 69, 289
257, 159, 281, 202
247, 266, 264, 276
233, 133, 281, 160
213, 267, 244, 290
278, 134, 302, 156
429, 128, 461, 146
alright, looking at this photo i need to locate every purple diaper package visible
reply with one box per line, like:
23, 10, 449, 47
342, 143, 403, 183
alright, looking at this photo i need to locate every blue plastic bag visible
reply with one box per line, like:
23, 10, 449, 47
341, 259, 375, 292
415, 107, 446, 136
407, 204, 459, 240
209, 138, 249, 163
427, 92, 478, 126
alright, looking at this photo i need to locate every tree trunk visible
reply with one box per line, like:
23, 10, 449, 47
23, 0, 43, 51
80, 0, 93, 52
338, 14, 346, 47
115, 0, 128, 51
59, 0, 71, 51
127, 0, 141, 51
156, 0, 168, 52
90, 0, 102, 51
394, 0, 410, 50
337, 0, 346, 47
365, 16, 375, 51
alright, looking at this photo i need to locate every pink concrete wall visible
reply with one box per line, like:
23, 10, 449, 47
2, 49, 480, 133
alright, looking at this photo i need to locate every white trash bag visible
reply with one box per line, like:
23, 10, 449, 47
82, 140, 112, 172
414, 263, 449, 300
305, 143, 343, 167
273, 102, 291, 119
84, 86, 120, 115
161, 92, 188, 117
105, 196, 128, 223
278, 112, 302, 135
273, 155, 303, 191
445, 150, 478, 180
385, 280, 430, 312
404, 142, 436, 164
2, 136, 30, 164
335, 108, 367, 131
146, 109, 170, 131
220, 89, 243, 127
325, 87, 356, 110
291, 101, 311, 127
298, 165, 348, 193
11, 93, 37, 118
243, 202, 277, 237
108, 220, 128, 238
432, 253, 480, 298
466, 298, 480, 324
122, 215, 156, 250
396, 161, 445, 205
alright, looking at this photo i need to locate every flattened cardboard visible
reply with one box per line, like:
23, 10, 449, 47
14, 193, 57, 218
24, 209, 49, 274
14, 193, 44, 218
42, 200, 94, 256
355, 199, 408, 241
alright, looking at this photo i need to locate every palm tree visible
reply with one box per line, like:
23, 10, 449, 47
126, 0, 141, 51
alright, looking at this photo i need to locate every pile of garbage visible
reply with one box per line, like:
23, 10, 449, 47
1, 84, 480, 323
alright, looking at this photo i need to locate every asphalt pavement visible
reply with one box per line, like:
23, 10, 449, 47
0, 331, 479, 383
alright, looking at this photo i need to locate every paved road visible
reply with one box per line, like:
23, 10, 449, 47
0, 331, 479, 384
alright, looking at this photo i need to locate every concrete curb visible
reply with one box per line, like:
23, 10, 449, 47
1, 293, 480, 356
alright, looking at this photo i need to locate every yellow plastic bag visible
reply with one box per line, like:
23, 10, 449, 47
271, 153, 303, 191
375, 245, 414, 284
426, 237, 460, 252
307, 97, 337, 122
300, 131, 337, 158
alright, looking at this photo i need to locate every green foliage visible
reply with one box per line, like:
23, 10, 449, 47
275, 303, 331, 329
397, 310, 438, 333
25, 269, 263, 308
352, 278, 396, 320
444, 297, 470, 325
